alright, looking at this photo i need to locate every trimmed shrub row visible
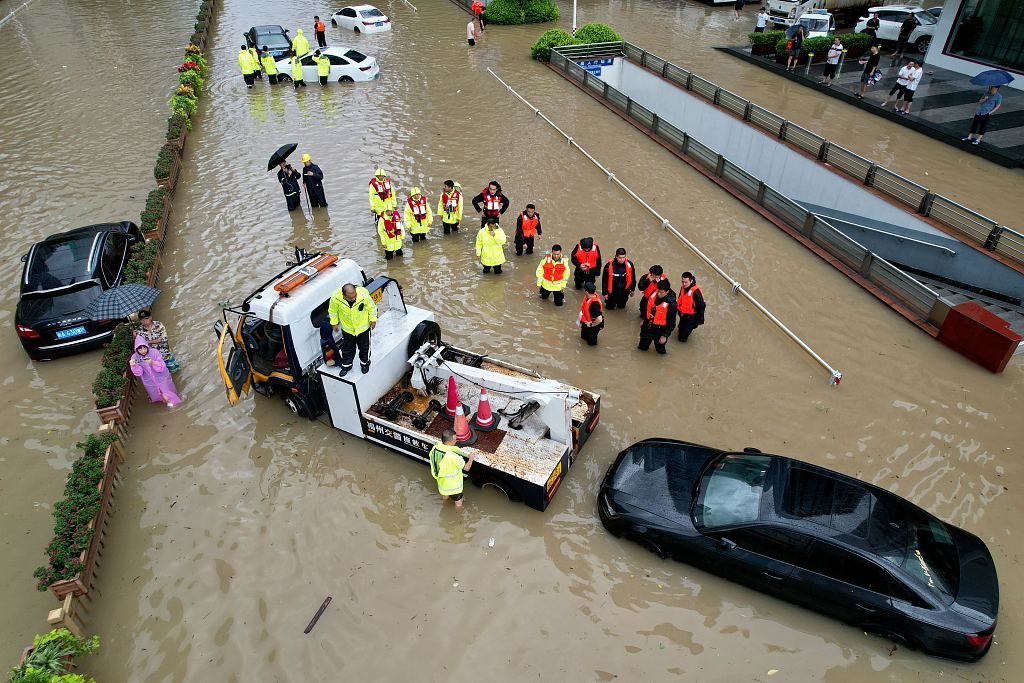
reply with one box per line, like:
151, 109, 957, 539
530, 23, 623, 62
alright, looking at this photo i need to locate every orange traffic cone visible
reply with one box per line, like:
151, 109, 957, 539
472, 387, 497, 431
453, 404, 477, 446
443, 375, 468, 421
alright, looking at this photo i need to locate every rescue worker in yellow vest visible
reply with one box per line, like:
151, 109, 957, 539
437, 180, 463, 234
238, 45, 257, 88
579, 282, 605, 346
377, 207, 405, 260
313, 50, 330, 85
292, 28, 310, 58
536, 244, 570, 307
289, 50, 306, 88
329, 283, 378, 376
259, 46, 279, 84
248, 46, 263, 79
476, 217, 507, 274
368, 168, 397, 220
429, 429, 476, 509
404, 187, 433, 242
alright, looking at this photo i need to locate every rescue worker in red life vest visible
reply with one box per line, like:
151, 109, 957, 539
471, 180, 509, 228
536, 245, 570, 306
579, 282, 605, 346
636, 265, 666, 316
404, 187, 433, 242
377, 207, 405, 260
368, 168, 397, 221
601, 247, 636, 310
570, 237, 602, 290
676, 271, 706, 343
638, 279, 677, 355
514, 204, 542, 256
437, 180, 463, 234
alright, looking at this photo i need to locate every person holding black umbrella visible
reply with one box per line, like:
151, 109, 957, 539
301, 153, 328, 208
278, 161, 302, 211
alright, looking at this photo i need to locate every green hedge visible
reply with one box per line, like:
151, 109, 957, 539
775, 35, 832, 58
530, 23, 621, 62
573, 22, 621, 44
484, 0, 558, 25
749, 30, 785, 48
8, 628, 100, 683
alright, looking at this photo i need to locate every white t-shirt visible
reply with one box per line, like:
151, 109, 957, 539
467, 20, 476, 40
827, 43, 843, 64
756, 12, 768, 27
904, 66, 923, 91
896, 66, 911, 86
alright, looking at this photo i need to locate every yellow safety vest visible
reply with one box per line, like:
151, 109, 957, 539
430, 444, 466, 496
328, 286, 378, 335
248, 48, 261, 70
437, 186, 463, 224
476, 227, 507, 267
405, 196, 433, 234
369, 178, 398, 214
238, 50, 256, 75
260, 53, 278, 75
316, 55, 331, 77
293, 31, 310, 57
377, 214, 404, 251
291, 57, 303, 80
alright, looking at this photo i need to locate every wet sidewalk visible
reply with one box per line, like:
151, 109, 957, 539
718, 45, 1024, 169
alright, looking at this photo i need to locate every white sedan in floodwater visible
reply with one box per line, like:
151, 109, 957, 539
331, 5, 392, 33
275, 47, 380, 83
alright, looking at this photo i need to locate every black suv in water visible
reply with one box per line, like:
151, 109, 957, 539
15, 222, 143, 360
244, 25, 292, 59
598, 438, 998, 661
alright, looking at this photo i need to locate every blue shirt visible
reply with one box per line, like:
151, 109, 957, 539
977, 92, 1002, 116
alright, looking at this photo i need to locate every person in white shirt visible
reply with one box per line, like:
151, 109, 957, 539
467, 18, 478, 46
881, 63, 912, 109
897, 60, 923, 115
819, 37, 843, 87
754, 7, 769, 32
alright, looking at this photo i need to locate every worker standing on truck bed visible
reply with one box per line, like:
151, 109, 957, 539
329, 283, 378, 376
429, 429, 476, 509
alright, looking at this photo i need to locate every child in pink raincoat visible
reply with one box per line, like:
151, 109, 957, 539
129, 335, 180, 408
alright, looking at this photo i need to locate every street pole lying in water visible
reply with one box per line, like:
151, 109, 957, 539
486, 67, 843, 386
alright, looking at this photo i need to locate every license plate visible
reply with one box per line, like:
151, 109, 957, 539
56, 325, 87, 339
376, 21, 384, 26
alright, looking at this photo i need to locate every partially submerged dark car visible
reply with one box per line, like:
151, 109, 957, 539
598, 438, 998, 661
15, 222, 143, 360
244, 25, 292, 59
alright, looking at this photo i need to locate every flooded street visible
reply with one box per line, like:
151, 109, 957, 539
1, 0, 1021, 680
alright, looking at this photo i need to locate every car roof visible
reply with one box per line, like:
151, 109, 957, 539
347, 5, 381, 10
252, 25, 287, 33
868, 5, 923, 11
242, 257, 367, 326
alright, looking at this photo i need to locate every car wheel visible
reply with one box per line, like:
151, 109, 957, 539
915, 36, 930, 53
331, 19, 337, 25
408, 320, 442, 356
339, 75, 354, 83
471, 475, 523, 503
354, 26, 360, 33
279, 75, 291, 83
870, 629, 915, 651
632, 536, 667, 559
284, 393, 308, 417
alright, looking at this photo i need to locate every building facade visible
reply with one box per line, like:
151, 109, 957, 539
925, 0, 1023, 90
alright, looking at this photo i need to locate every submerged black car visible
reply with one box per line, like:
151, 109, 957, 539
599, 439, 998, 661
15, 222, 143, 360
244, 25, 292, 59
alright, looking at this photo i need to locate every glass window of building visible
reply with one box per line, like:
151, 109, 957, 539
946, 0, 1024, 72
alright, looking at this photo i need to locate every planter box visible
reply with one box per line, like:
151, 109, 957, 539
166, 127, 187, 154
145, 247, 162, 287
751, 44, 775, 56
95, 371, 135, 424
156, 153, 181, 191
143, 191, 171, 241
48, 440, 126, 599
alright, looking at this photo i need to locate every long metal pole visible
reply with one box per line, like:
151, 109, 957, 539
486, 67, 842, 386
572, 0, 577, 37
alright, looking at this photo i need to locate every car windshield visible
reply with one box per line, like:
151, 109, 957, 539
800, 17, 829, 32
18, 282, 100, 321
902, 514, 959, 602
259, 34, 291, 48
25, 237, 95, 292
915, 11, 936, 24
694, 454, 771, 528
344, 49, 367, 63
609, 444, 708, 521
361, 8, 386, 17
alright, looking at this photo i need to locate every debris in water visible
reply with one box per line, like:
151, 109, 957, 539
303, 596, 332, 634
488, 537, 495, 547
767, 669, 778, 676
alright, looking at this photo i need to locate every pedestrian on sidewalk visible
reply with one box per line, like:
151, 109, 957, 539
863, 12, 879, 39
734, 0, 746, 21
754, 7, 768, 32
820, 36, 844, 87
897, 60, 923, 115
785, 25, 804, 72
881, 62, 913, 110
314, 16, 327, 48
963, 86, 1003, 145
857, 44, 881, 99
467, 17, 478, 46
892, 15, 915, 65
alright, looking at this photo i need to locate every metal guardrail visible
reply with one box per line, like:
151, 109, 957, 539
493, 64, 844, 385
548, 46, 944, 344
562, 41, 1021, 268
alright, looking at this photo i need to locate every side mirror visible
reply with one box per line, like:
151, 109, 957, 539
716, 537, 737, 552
21, 254, 28, 262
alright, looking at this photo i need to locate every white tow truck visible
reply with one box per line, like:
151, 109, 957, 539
215, 250, 601, 511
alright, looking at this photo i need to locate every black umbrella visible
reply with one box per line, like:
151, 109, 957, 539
84, 284, 160, 321
268, 143, 298, 171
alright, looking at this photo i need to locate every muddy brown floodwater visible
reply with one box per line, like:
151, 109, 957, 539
1, 0, 1021, 680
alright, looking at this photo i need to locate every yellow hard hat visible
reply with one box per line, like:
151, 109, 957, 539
453, 181, 461, 188
301, 153, 311, 163
410, 186, 421, 196
374, 167, 386, 177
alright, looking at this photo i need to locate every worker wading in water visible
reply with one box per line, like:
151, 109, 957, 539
277, 162, 302, 211
601, 248, 636, 310
514, 204, 542, 255
636, 264, 667, 315
329, 283, 377, 376
292, 28, 311, 58
313, 50, 330, 85
472, 180, 509, 228
301, 153, 328, 208
248, 46, 263, 80
579, 282, 605, 346
571, 237, 602, 290
377, 208, 405, 260
639, 279, 677, 355
429, 429, 476, 510
238, 44, 257, 88
536, 245, 570, 307
289, 50, 306, 88
476, 217, 507, 274
260, 46, 279, 84
676, 271, 706, 342
368, 168, 397, 221
405, 187, 433, 241
437, 180, 463, 234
